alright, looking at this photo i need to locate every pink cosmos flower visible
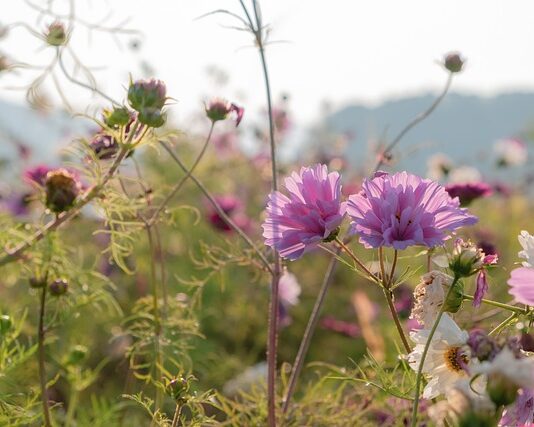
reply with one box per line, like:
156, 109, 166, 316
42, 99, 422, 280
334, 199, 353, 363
206, 195, 250, 233
508, 267, 534, 306
262, 164, 344, 260
346, 171, 478, 250
499, 388, 534, 426
24, 164, 54, 186
445, 181, 493, 206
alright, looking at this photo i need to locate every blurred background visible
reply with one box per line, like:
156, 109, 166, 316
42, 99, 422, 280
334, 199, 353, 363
1, 1, 534, 424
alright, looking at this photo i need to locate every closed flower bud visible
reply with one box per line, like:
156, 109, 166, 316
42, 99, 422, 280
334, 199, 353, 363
67, 345, 88, 365
444, 52, 464, 73
45, 169, 81, 213
49, 278, 68, 296
205, 98, 244, 126
449, 239, 484, 278
0, 315, 12, 336
90, 133, 119, 160
45, 21, 67, 46
103, 107, 131, 127
166, 376, 189, 400
127, 78, 167, 112
467, 329, 498, 362
487, 372, 519, 406
138, 107, 166, 128
29, 276, 47, 289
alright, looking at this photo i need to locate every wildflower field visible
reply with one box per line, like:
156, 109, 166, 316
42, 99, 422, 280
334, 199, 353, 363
1, 1, 534, 426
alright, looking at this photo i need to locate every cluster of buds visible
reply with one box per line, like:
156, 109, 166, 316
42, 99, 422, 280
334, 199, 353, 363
45, 21, 67, 46
45, 169, 81, 213
444, 52, 464, 73
127, 78, 167, 128
205, 98, 244, 127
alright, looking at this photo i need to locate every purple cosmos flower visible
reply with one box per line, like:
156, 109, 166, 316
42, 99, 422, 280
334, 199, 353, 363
499, 388, 534, 426
24, 164, 54, 186
346, 171, 478, 250
0, 192, 32, 217
445, 181, 493, 206
508, 267, 534, 306
262, 164, 344, 261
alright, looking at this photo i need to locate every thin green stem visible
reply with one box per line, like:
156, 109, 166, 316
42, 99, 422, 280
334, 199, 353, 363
379, 248, 411, 353
462, 294, 525, 314
281, 248, 340, 414
410, 275, 459, 427
145, 225, 163, 423
159, 141, 273, 275
374, 72, 453, 173
489, 313, 518, 336
65, 389, 79, 427
334, 237, 377, 283
171, 402, 182, 427
148, 122, 215, 226
38, 285, 52, 427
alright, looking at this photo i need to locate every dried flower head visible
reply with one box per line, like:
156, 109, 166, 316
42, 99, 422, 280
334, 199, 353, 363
444, 52, 465, 73
45, 169, 81, 213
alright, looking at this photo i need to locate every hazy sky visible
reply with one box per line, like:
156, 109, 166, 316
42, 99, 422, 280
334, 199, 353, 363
2, 1, 534, 125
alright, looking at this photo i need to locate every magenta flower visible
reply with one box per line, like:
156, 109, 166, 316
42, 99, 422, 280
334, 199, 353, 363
205, 98, 244, 127
445, 181, 493, 206
508, 267, 534, 306
262, 164, 344, 260
346, 171, 478, 250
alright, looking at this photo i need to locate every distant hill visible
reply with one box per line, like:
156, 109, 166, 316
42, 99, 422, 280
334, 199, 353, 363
327, 92, 534, 178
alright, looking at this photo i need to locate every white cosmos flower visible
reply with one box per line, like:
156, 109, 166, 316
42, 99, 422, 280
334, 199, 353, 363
408, 313, 469, 399
519, 230, 534, 268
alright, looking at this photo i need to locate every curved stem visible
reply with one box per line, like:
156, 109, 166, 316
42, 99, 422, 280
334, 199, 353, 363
462, 294, 525, 314
38, 286, 52, 427
334, 237, 377, 283
159, 141, 273, 274
489, 312, 518, 336
148, 122, 215, 226
281, 248, 340, 414
379, 248, 411, 353
171, 402, 182, 427
410, 275, 459, 427
374, 72, 453, 173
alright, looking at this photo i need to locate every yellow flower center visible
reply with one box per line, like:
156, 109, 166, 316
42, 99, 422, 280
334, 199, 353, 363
444, 346, 468, 373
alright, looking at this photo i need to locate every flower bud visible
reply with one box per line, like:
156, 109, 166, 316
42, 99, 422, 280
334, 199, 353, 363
90, 133, 119, 160
449, 239, 484, 278
467, 329, 498, 362
29, 276, 47, 289
138, 107, 166, 128
487, 372, 519, 406
0, 314, 12, 336
67, 345, 88, 365
205, 98, 244, 127
166, 376, 189, 400
127, 78, 166, 112
45, 169, 81, 213
45, 21, 67, 46
444, 52, 464, 73
103, 107, 131, 127
49, 278, 68, 296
